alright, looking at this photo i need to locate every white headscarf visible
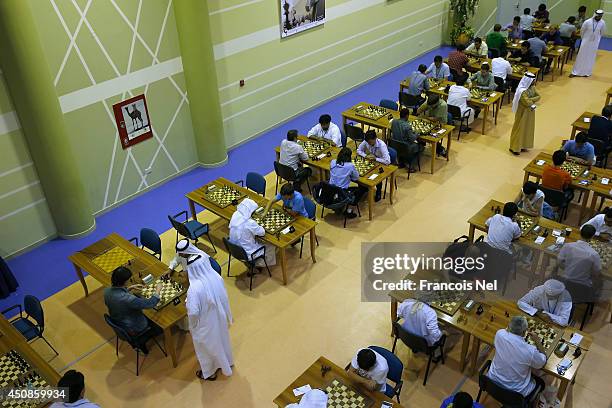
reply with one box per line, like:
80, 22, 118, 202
544, 279, 565, 297
229, 198, 259, 229
286, 389, 328, 408
512, 72, 536, 113
177, 240, 232, 324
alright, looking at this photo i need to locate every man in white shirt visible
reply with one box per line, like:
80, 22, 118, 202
581, 208, 612, 240
465, 37, 488, 57
279, 129, 312, 192
520, 8, 535, 34
447, 76, 476, 125
397, 299, 443, 349
485, 202, 521, 254
357, 130, 390, 202
307, 114, 342, 147
488, 316, 546, 398
517, 279, 572, 326
491, 55, 513, 83
558, 224, 602, 287
49, 370, 100, 408
348, 348, 389, 392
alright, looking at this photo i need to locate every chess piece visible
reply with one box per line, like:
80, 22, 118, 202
504, 311, 510, 317
490, 315, 494, 322
573, 346, 581, 357
477, 305, 484, 315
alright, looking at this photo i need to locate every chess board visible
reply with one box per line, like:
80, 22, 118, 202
470, 88, 491, 100
410, 118, 440, 135
252, 207, 295, 235
0, 351, 30, 388
297, 140, 328, 159
589, 241, 612, 267
91, 246, 134, 273
138, 278, 186, 310
1, 373, 51, 408
560, 162, 584, 178
353, 105, 388, 121
325, 378, 373, 408
353, 156, 376, 177
428, 77, 442, 87
203, 184, 245, 208
467, 55, 483, 65
524, 316, 563, 358
511, 64, 527, 75
421, 291, 468, 316
515, 213, 537, 236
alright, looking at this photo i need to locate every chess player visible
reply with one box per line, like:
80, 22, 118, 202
515, 181, 554, 218
504, 16, 523, 41
307, 114, 342, 147
104, 266, 162, 341
406, 64, 430, 109
285, 389, 328, 408
491, 54, 512, 85
279, 129, 312, 192
397, 298, 443, 351
582, 207, 612, 241
391, 107, 418, 144
416, 95, 449, 157
485, 202, 521, 254
466, 37, 488, 57
541, 150, 572, 190
447, 44, 469, 81
486, 24, 507, 57
558, 224, 602, 287
508, 41, 538, 67
534, 3, 549, 21
440, 391, 484, 408
467, 63, 496, 90
329, 147, 366, 218
487, 316, 546, 398
347, 348, 389, 392
174, 240, 233, 381
588, 105, 612, 149
49, 370, 100, 408
559, 17, 578, 40
562, 132, 596, 165
517, 279, 572, 326
357, 130, 390, 202
527, 36, 546, 67
447, 76, 476, 125
520, 8, 535, 38
425, 55, 451, 80
265, 183, 308, 218
575, 6, 588, 28
229, 198, 277, 266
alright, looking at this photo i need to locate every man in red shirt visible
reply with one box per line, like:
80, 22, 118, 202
447, 44, 469, 81
542, 150, 572, 190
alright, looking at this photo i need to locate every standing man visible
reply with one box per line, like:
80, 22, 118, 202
509, 73, 539, 155
307, 114, 342, 147
570, 10, 606, 77
486, 24, 507, 57
425, 55, 451, 80
447, 45, 469, 81
279, 129, 312, 192
575, 6, 588, 29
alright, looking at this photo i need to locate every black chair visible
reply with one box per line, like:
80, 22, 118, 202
489, 48, 500, 58
140, 228, 162, 260
539, 186, 573, 221
476, 360, 544, 407
368, 346, 403, 403
388, 139, 421, 180
273, 161, 311, 195
104, 314, 166, 376
2, 295, 59, 357
398, 92, 420, 113
299, 197, 319, 258
379, 99, 398, 111
586, 136, 609, 168
222, 237, 270, 291
312, 181, 360, 228
558, 278, 596, 330
344, 123, 365, 149
168, 211, 216, 253
340, 128, 347, 148
391, 321, 445, 386
493, 76, 508, 105
448, 104, 471, 140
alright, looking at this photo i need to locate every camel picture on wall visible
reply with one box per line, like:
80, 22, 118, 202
112, 94, 153, 149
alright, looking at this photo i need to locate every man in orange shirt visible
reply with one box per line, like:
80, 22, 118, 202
541, 150, 572, 190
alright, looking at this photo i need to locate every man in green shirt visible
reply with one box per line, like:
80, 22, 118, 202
416, 95, 449, 158
468, 63, 497, 90
486, 24, 507, 57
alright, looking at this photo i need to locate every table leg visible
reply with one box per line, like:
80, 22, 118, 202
73, 263, 89, 297
390, 300, 398, 335
163, 326, 178, 368
494, 100, 501, 124
528, 250, 542, 287
368, 187, 374, 221
560, 53, 566, 75
578, 189, 590, 224
460, 333, 471, 372
523, 171, 530, 184
389, 173, 395, 204
309, 228, 317, 264
280, 247, 287, 285
470, 338, 481, 376
188, 199, 197, 221
430, 142, 436, 174
558, 378, 570, 400
571, 127, 577, 140
481, 106, 488, 134
468, 224, 476, 243
550, 56, 557, 81
588, 193, 600, 220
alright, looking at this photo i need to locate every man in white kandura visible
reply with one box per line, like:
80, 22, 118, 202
229, 198, 276, 267
286, 389, 328, 408
397, 298, 444, 360
168, 240, 233, 381
570, 10, 606, 77
517, 279, 572, 326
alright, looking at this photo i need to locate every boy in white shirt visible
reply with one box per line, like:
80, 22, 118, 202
581, 208, 612, 240
348, 348, 389, 392
307, 114, 342, 147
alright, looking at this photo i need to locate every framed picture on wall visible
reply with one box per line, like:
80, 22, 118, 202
280, 0, 325, 38
112, 94, 153, 149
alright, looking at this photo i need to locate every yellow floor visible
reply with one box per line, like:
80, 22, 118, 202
37, 51, 612, 407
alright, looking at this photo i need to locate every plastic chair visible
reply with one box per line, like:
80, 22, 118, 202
379, 99, 398, 111
383, 147, 399, 199
104, 314, 166, 376
2, 295, 58, 357
246, 172, 266, 195
299, 197, 319, 258
388, 139, 421, 180
391, 321, 445, 386
558, 278, 595, 330
139, 228, 162, 260
448, 104, 471, 140
368, 346, 403, 403
168, 211, 216, 253
274, 161, 311, 195
398, 92, 420, 113
344, 123, 365, 149
222, 238, 270, 291
209, 257, 222, 276
476, 360, 544, 407
312, 181, 360, 228
539, 186, 573, 221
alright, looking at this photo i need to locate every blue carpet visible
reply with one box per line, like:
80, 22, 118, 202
599, 36, 612, 51
0, 46, 454, 311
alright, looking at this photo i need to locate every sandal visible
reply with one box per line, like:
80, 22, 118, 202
196, 370, 217, 381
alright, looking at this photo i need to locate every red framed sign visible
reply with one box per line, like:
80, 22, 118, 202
112, 94, 153, 149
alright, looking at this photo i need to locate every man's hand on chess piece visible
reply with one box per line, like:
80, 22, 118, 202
537, 311, 552, 322
127, 284, 144, 292
155, 282, 164, 295
366, 154, 376, 161
528, 333, 545, 352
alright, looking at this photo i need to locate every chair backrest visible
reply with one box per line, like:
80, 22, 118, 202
387, 146, 398, 165
398, 92, 419, 108
447, 104, 462, 119
23, 295, 44, 331
392, 321, 429, 354
557, 277, 594, 304
538, 186, 567, 208
274, 161, 297, 182
246, 172, 266, 195
313, 181, 346, 207
222, 237, 251, 263
140, 228, 161, 255
586, 136, 606, 157
209, 257, 222, 275
588, 116, 611, 144
368, 345, 403, 384
479, 367, 527, 406
340, 128, 347, 147
493, 76, 506, 92
449, 68, 460, 80
344, 123, 364, 143
379, 99, 398, 111
167, 215, 190, 239
489, 48, 500, 58
104, 314, 137, 348
303, 197, 317, 220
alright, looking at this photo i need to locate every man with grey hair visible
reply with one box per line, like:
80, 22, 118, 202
488, 316, 546, 398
